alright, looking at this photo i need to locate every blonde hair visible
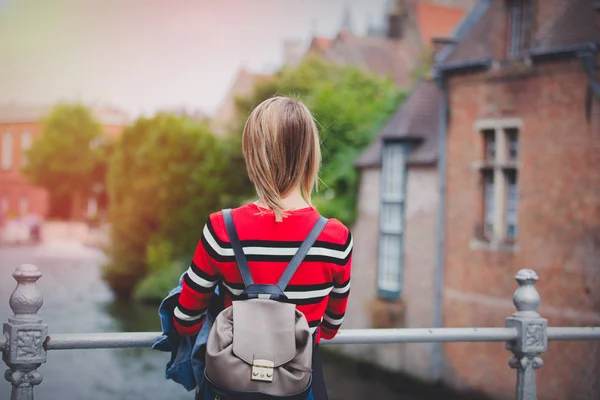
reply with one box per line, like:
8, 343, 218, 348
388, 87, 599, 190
242, 96, 321, 222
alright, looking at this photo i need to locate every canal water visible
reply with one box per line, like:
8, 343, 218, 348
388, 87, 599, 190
0, 242, 426, 400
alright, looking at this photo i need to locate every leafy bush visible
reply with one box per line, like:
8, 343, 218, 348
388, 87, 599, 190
103, 113, 252, 298
133, 260, 185, 304
234, 57, 404, 225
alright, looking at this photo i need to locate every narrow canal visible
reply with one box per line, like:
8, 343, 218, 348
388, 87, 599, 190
0, 242, 472, 400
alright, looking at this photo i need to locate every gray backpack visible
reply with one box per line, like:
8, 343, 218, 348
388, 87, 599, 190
202, 208, 328, 399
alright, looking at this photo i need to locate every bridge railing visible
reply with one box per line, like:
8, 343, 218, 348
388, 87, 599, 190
2, 265, 599, 400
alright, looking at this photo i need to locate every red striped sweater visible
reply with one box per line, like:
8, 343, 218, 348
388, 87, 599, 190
173, 203, 352, 343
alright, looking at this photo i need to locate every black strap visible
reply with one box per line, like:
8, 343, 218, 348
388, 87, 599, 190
276, 215, 328, 290
222, 208, 254, 287
221, 208, 328, 292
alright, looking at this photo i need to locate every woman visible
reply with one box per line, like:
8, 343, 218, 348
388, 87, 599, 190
173, 96, 353, 399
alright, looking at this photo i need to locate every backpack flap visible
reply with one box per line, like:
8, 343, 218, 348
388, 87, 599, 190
232, 299, 297, 369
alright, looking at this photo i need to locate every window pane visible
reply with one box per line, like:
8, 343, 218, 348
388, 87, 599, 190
508, 0, 523, 58
506, 170, 518, 239
505, 128, 519, 161
382, 143, 405, 200
2, 132, 13, 170
381, 202, 403, 234
377, 233, 402, 293
483, 171, 495, 237
483, 129, 496, 162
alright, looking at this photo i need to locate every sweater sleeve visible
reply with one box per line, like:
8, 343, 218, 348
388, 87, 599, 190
321, 229, 353, 340
173, 219, 220, 336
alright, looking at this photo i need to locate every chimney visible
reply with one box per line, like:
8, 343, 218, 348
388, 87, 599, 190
387, 0, 406, 40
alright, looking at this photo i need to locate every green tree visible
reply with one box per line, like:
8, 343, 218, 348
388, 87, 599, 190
104, 113, 253, 298
234, 57, 404, 225
22, 104, 103, 219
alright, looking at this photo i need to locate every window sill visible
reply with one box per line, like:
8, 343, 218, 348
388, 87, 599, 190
471, 161, 519, 170
470, 238, 519, 253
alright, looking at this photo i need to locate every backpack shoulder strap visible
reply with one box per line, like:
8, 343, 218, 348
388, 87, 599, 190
222, 208, 254, 287
276, 216, 329, 291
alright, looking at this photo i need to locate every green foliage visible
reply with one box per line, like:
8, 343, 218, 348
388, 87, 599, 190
133, 260, 185, 303
103, 113, 253, 298
234, 57, 404, 225
22, 104, 104, 219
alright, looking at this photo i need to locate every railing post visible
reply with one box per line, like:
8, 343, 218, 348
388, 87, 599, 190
506, 269, 548, 400
2, 265, 47, 400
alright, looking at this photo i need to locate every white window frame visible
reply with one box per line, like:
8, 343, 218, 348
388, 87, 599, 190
377, 141, 409, 299
473, 119, 521, 249
2, 131, 13, 171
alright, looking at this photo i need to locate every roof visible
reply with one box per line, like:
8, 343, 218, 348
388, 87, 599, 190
355, 79, 441, 168
322, 32, 420, 89
0, 104, 130, 125
308, 37, 333, 54
531, 0, 600, 52
436, 0, 494, 65
415, 2, 468, 46
439, 0, 600, 66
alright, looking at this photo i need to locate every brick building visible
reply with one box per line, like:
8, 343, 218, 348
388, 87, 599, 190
347, 0, 600, 398
341, 0, 476, 384
0, 105, 128, 222
436, 0, 600, 398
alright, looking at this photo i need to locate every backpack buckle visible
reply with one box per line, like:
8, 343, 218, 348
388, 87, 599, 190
251, 359, 274, 382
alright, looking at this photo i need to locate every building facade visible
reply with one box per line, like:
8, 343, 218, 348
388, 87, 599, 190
0, 105, 128, 222
437, 0, 600, 398
343, 0, 476, 384
348, 0, 600, 398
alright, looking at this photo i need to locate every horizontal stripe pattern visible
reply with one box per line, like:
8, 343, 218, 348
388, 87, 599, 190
202, 219, 353, 266
173, 206, 353, 342
221, 281, 334, 305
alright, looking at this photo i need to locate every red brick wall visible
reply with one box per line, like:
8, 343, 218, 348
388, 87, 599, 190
442, 58, 600, 400
0, 121, 123, 221
0, 122, 48, 218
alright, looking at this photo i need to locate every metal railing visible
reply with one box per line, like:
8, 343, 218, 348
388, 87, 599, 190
2, 265, 599, 400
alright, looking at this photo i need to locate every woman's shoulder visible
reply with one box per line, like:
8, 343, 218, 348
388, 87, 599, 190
204, 204, 255, 238
321, 217, 352, 247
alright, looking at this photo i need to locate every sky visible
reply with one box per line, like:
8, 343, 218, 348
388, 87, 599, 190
0, 0, 388, 118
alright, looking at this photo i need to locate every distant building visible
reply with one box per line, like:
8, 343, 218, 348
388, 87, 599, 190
306, 0, 472, 89
437, 0, 600, 398
0, 104, 129, 221
336, 0, 475, 384
211, 0, 473, 132
283, 39, 306, 67
210, 69, 273, 136
350, 0, 600, 398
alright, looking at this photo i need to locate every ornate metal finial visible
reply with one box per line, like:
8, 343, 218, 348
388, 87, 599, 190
506, 269, 547, 400
512, 269, 541, 318
9, 265, 43, 322
3, 264, 47, 400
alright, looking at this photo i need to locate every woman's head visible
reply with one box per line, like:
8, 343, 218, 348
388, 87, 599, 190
242, 96, 321, 221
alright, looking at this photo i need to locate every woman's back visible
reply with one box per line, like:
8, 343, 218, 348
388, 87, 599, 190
174, 203, 352, 342
172, 96, 352, 399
